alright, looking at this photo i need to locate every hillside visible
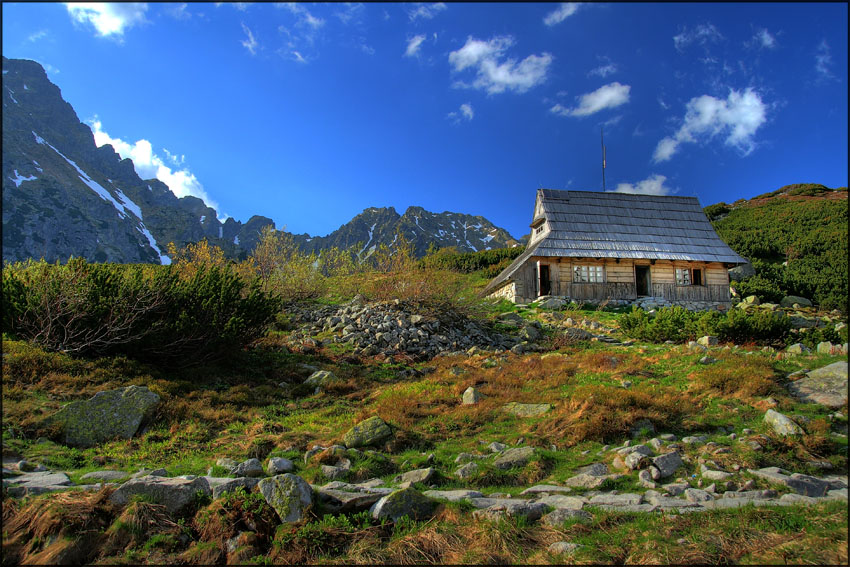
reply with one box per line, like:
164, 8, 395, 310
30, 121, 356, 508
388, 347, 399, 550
2, 250, 848, 564
705, 184, 848, 313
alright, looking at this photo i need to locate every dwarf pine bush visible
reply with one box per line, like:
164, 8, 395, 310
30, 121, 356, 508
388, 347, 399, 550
2, 258, 279, 366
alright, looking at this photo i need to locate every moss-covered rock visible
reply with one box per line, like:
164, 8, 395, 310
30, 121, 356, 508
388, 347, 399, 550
51, 385, 160, 448
257, 474, 313, 523
342, 416, 392, 448
370, 487, 438, 522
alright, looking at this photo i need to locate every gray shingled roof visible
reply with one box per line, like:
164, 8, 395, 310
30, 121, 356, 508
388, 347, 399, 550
483, 189, 747, 295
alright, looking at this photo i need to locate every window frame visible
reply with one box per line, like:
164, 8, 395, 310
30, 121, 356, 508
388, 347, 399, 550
573, 264, 604, 284
676, 267, 704, 286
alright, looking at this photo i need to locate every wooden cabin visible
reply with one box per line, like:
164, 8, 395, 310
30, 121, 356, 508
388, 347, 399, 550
483, 189, 747, 308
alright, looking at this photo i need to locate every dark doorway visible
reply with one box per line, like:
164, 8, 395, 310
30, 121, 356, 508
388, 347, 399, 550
635, 266, 650, 296
539, 264, 550, 296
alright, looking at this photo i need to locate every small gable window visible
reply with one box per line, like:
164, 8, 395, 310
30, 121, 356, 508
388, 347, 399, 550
676, 268, 703, 286
535, 224, 545, 235
574, 265, 604, 283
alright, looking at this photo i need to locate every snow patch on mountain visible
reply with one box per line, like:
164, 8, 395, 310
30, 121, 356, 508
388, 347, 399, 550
9, 170, 37, 187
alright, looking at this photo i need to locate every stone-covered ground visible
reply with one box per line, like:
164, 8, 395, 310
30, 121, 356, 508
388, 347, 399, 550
2, 298, 848, 564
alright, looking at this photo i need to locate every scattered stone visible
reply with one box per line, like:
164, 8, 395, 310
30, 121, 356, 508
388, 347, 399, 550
80, 470, 129, 482
422, 489, 483, 502
232, 458, 264, 478
488, 442, 507, 453
638, 470, 656, 488
305, 370, 337, 389
455, 462, 479, 479
343, 417, 393, 448
371, 487, 438, 522
51, 385, 160, 448
462, 387, 482, 405
698, 356, 718, 365
473, 500, 548, 522
576, 463, 609, 477
548, 542, 581, 555
394, 467, 436, 485
317, 488, 383, 514
543, 509, 592, 526
493, 446, 535, 470
267, 457, 294, 475
207, 476, 261, 499
588, 493, 643, 506
786, 343, 811, 355
764, 409, 805, 436
747, 467, 830, 497
258, 474, 313, 523
519, 484, 572, 496
565, 473, 606, 489
455, 452, 488, 464
110, 476, 211, 515
780, 295, 812, 308
684, 488, 713, 502
697, 336, 719, 347
651, 452, 683, 478
502, 402, 552, 417
662, 483, 690, 496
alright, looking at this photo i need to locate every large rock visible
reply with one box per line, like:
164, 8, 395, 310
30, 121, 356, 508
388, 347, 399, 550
343, 417, 393, 448
764, 409, 805, 436
564, 473, 606, 489
317, 488, 384, 514
728, 262, 755, 281
786, 362, 848, 408
206, 476, 261, 499
493, 446, 535, 470
650, 452, 683, 478
394, 467, 436, 485
110, 476, 211, 515
423, 489, 483, 502
502, 402, 552, 417
258, 474, 313, 523
371, 487, 438, 522
472, 500, 548, 522
462, 387, 482, 405
542, 509, 593, 526
780, 295, 812, 308
267, 457, 294, 475
52, 385, 160, 448
232, 458, 264, 478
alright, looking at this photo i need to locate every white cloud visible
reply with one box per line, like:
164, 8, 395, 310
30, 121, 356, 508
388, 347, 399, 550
815, 39, 835, 81
551, 82, 631, 117
88, 118, 221, 214
657, 97, 669, 110
673, 23, 724, 52
65, 3, 148, 39
543, 3, 580, 26
28, 29, 48, 42
653, 87, 768, 163
167, 3, 191, 20
448, 36, 552, 95
280, 2, 325, 29
612, 174, 674, 196
291, 50, 307, 64
241, 22, 258, 55
754, 28, 776, 49
335, 3, 364, 25
408, 2, 446, 21
588, 63, 617, 78
447, 102, 474, 123
405, 34, 426, 57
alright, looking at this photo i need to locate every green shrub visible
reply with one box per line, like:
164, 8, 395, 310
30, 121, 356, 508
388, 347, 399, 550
732, 274, 785, 303
620, 306, 791, 345
2, 258, 280, 367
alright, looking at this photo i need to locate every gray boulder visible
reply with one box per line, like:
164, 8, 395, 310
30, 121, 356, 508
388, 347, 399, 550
232, 458, 264, 478
565, 473, 606, 489
206, 476, 260, 499
51, 385, 160, 447
110, 475, 211, 515
371, 487, 438, 522
258, 474, 313, 523
787, 362, 848, 409
542, 509, 592, 526
394, 467, 436, 485
780, 295, 812, 308
650, 451, 683, 478
576, 463, 609, 477
472, 500, 548, 522
494, 446, 535, 470
317, 488, 383, 514
343, 417, 393, 448
455, 462, 479, 479
764, 409, 805, 436
462, 387, 482, 405
423, 489, 483, 502
80, 470, 129, 482
267, 457, 294, 475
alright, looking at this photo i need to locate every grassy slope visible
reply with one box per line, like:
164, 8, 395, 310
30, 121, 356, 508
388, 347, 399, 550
2, 297, 848, 564
706, 184, 848, 312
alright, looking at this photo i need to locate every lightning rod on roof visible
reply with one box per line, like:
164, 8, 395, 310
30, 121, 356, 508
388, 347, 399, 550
601, 127, 607, 192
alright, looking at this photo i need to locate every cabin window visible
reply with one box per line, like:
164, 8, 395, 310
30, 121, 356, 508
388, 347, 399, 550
676, 268, 703, 286
535, 224, 545, 235
574, 265, 604, 283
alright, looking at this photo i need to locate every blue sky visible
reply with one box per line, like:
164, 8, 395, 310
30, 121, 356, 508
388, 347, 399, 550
3, 2, 847, 239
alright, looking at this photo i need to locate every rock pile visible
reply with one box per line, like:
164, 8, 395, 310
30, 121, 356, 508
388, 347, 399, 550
287, 298, 520, 358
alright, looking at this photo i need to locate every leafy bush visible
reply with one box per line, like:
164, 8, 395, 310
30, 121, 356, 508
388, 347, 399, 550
704, 202, 731, 221
732, 274, 785, 303
620, 306, 791, 345
2, 258, 279, 367
418, 245, 525, 274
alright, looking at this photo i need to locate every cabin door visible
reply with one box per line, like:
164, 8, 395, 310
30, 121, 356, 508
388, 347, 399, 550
539, 264, 550, 296
635, 266, 651, 296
